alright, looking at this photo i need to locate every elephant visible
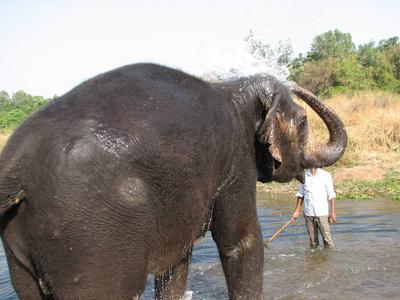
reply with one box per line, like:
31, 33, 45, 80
0, 63, 347, 299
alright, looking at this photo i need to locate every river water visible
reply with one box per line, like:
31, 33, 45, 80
1, 196, 399, 299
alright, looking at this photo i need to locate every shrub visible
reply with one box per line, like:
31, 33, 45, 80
0, 109, 28, 129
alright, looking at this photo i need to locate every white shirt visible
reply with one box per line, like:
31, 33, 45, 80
296, 169, 336, 217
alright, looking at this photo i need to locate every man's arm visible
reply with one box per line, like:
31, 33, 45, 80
329, 197, 337, 222
292, 196, 304, 220
326, 172, 337, 222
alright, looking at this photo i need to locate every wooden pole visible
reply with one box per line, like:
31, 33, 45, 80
264, 218, 294, 246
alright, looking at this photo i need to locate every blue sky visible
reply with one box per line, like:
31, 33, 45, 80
1, 0, 399, 98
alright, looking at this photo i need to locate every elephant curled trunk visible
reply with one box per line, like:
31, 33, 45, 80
290, 82, 347, 169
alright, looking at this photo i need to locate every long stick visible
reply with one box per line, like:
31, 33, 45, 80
264, 218, 294, 246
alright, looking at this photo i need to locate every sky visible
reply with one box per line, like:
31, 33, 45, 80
1, 0, 399, 98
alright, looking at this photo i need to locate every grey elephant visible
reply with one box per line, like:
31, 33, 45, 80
0, 63, 347, 299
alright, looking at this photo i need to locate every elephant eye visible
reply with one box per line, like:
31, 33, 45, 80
298, 116, 308, 135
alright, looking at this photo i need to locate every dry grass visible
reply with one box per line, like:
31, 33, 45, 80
0, 130, 12, 151
299, 91, 400, 167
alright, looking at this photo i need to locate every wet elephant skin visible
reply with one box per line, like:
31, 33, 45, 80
0, 63, 346, 299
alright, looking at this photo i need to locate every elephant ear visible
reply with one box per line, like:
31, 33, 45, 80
256, 92, 283, 163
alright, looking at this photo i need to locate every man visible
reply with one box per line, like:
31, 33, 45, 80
292, 168, 337, 248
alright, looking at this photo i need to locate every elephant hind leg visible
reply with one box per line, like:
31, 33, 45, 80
154, 247, 192, 300
4, 248, 46, 300
2, 210, 48, 299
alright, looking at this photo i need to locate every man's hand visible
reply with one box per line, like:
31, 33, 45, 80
329, 212, 337, 223
292, 211, 301, 220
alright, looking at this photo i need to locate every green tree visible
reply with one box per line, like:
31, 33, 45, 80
356, 38, 400, 92
378, 37, 400, 80
289, 29, 357, 94
357, 41, 376, 68
290, 30, 400, 95
0, 109, 28, 128
333, 54, 375, 91
373, 51, 397, 90
0, 90, 10, 103
0, 90, 53, 129
310, 29, 355, 61
12, 90, 34, 108
292, 57, 336, 95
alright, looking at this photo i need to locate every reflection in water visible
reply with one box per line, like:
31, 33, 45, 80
1, 197, 399, 299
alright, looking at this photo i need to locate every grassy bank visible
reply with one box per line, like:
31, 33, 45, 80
1, 91, 399, 199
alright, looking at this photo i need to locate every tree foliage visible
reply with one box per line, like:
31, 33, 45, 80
310, 29, 355, 61
289, 29, 400, 96
0, 90, 53, 129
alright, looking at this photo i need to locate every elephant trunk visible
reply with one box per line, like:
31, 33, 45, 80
290, 82, 347, 169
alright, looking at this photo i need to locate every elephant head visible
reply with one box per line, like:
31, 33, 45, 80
254, 78, 347, 184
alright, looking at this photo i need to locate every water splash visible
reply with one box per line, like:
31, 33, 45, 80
182, 291, 193, 299
202, 31, 292, 82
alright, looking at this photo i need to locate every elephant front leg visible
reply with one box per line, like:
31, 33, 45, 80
211, 197, 264, 299
154, 247, 192, 300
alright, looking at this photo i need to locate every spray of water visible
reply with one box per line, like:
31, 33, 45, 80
202, 31, 293, 82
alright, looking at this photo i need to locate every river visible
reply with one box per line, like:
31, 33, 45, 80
1, 196, 399, 299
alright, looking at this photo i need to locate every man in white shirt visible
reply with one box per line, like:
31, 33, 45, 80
292, 168, 337, 248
